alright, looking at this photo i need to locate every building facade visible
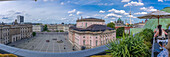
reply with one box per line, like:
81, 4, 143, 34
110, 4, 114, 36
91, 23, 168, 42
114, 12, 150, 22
32, 25, 43, 32
69, 18, 116, 50
17, 15, 24, 23
47, 24, 57, 32
47, 24, 72, 32
0, 24, 32, 44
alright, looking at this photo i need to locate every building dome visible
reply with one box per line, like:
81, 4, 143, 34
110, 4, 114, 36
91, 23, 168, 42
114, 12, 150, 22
117, 18, 122, 21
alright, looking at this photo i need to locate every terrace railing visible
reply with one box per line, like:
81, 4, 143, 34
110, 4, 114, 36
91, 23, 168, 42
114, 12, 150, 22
0, 44, 108, 57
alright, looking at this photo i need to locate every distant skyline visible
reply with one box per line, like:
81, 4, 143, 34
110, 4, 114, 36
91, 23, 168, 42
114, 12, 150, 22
0, 0, 169, 24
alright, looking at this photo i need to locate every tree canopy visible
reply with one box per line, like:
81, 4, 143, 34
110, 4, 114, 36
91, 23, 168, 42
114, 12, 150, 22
107, 22, 115, 29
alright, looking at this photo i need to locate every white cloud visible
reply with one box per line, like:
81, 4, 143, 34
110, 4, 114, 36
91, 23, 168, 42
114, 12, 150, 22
126, 15, 137, 18
106, 13, 122, 18
68, 9, 76, 14
98, 3, 114, 6
134, 12, 147, 15
61, 18, 67, 20
124, 1, 144, 7
99, 10, 105, 13
43, 0, 48, 2
61, 2, 64, 5
94, 14, 105, 17
121, 0, 131, 2
111, 18, 116, 19
76, 11, 83, 15
158, 0, 163, 2
138, 0, 142, 2
108, 8, 128, 15
140, 6, 157, 12
69, 14, 74, 16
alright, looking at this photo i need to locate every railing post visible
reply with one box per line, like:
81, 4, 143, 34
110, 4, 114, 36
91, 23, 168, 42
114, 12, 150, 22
151, 37, 155, 57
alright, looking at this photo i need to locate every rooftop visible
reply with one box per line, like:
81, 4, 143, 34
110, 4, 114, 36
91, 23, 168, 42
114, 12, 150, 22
76, 18, 105, 22
70, 24, 114, 32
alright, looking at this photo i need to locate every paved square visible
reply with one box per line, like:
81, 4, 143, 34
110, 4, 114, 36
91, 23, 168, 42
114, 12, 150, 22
8, 32, 75, 52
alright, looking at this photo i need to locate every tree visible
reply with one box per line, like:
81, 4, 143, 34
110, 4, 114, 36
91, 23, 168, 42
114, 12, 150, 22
116, 27, 125, 37
43, 24, 48, 31
32, 32, 36, 36
107, 22, 115, 29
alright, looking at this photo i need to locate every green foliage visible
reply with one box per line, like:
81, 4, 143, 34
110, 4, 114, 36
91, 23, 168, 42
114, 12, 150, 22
32, 32, 36, 36
107, 22, 115, 29
56, 30, 64, 32
134, 28, 154, 48
60, 30, 64, 32
116, 27, 125, 37
43, 24, 48, 31
166, 24, 170, 29
106, 34, 151, 57
47, 30, 51, 32
127, 24, 133, 27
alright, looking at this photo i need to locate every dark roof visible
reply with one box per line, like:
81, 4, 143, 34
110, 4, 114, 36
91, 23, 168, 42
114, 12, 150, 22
76, 18, 105, 22
70, 24, 114, 32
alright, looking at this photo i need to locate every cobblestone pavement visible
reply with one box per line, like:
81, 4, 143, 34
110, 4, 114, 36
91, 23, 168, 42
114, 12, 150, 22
8, 32, 75, 52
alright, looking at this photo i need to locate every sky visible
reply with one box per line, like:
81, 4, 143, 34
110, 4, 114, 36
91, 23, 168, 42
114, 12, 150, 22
0, 0, 169, 24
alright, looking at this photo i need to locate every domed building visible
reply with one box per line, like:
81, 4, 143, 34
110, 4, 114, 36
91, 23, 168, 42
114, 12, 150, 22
69, 17, 116, 50
114, 18, 125, 27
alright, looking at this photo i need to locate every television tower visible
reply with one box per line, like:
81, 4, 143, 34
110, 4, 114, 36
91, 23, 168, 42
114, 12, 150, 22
129, 6, 132, 24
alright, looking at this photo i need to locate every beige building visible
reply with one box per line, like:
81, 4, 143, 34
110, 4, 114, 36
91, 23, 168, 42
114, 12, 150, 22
47, 24, 57, 32
32, 25, 43, 32
0, 24, 32, 44
47, 24, 72, 32
0, 25, 10, 44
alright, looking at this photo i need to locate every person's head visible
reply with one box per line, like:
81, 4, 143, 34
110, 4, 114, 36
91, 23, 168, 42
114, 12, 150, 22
158, 25, 162, 36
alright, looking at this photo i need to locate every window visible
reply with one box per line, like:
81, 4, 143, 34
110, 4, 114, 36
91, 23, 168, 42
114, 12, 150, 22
106, 39, 107, 43
96, 37, 97, 39
90, 40, 91, 46
86, 23, 87, 27
96, 40, 98, 46
83, 36, 85, 38
101, 41, 102, 45
83, 40, 85, 45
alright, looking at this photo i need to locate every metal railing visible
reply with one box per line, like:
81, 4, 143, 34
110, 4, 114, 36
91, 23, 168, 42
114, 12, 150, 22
0, 44, 108, 57
151, 37, 155, 57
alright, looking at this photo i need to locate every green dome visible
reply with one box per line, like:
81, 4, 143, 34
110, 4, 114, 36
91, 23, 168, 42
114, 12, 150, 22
118, 18, 122, 21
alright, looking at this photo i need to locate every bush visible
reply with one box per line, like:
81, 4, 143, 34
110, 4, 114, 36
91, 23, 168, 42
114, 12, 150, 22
32, 32, 36, 36
60, 30, 64, 32
106, 34, 151, 57
116, 27, 125, 37
134, 28, 154, 48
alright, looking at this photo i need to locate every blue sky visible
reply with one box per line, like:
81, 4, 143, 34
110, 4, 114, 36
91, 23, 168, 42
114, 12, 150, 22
0, 0, 169, 24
